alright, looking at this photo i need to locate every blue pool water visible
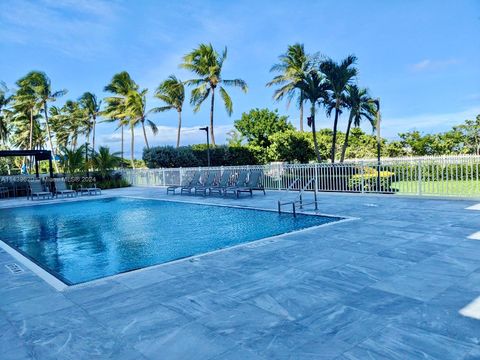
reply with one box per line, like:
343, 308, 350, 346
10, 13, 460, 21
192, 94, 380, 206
0, 197, 340, 284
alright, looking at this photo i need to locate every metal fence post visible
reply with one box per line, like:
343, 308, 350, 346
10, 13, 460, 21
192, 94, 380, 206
360, 161, 365, 194
418, 160, 422, 196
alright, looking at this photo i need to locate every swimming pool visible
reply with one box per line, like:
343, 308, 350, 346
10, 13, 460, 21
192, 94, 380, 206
0, 197, 341, 285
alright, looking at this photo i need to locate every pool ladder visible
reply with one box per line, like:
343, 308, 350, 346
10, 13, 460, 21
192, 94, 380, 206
277, 178, 319, 217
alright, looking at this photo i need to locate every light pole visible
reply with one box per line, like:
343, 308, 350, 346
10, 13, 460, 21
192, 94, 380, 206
199, 126, 210, 167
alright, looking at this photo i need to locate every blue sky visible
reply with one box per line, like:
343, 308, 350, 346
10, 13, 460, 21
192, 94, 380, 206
0, 0, 479, 155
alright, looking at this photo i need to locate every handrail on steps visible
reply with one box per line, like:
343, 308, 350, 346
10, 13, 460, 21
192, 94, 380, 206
278, 177, 318, 216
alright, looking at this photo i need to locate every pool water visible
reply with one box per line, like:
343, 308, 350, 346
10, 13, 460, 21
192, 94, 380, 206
0, 197, 340, 284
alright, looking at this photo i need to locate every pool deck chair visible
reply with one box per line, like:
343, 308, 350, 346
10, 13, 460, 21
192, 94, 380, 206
209, 171, 232, 196
194, 172, 217, 196
78, 183, 102, 196
224, 171, 249, 198
28, 180, 53, 200
53, 179, 77, 198
180, 172, 202, 195
167, 171, 200, 195
235, 171, 266, 198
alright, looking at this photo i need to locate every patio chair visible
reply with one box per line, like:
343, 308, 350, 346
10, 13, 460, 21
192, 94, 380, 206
194, 172, 218, 196
78, 183, 102, 196
0, 186, 9, 199
234, 171, 266, 198
223, 171, 249, 198
167, 171, 200, 195
53, 178, 77, 198
28, 180, 53, 200
180, 171, 202, 195
209, 170, 232, 196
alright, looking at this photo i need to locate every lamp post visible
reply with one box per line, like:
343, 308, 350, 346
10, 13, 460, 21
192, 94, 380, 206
199, 126, 210, 167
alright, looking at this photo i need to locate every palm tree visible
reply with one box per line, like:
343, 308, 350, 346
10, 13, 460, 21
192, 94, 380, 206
320, 55, 358, 162
102, 97, 128, 165
180, 43, 248, 145
294, 68, 330, 162
340, 85, 376, 162
79, 92, 101, 157
58, 145, 86, 174
124, 89, 158, 152
104, 71, 139, 168
154, 75, 185, 148
267, 43, 315, 132
92, 146, 121, 177
0, 83, 11, 144
20, 71, 67, 171
12, 77, 40, 152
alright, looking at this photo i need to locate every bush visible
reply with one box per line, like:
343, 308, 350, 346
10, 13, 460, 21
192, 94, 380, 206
349, 168, 395, 192
267, 130, 315, 163
143, 145, 258, 168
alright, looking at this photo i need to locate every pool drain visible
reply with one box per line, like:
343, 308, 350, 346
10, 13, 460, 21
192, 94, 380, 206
5, 263, 24, 275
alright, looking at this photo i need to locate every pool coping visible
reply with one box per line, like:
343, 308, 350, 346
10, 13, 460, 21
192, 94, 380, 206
0, 194, 357, 291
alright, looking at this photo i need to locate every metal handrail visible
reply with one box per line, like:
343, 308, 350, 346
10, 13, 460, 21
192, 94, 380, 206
278, 177, 318, 216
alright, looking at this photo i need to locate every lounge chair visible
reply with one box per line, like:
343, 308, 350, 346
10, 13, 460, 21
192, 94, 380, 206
234, 171, 266, 198
53, 178, 77, 198
180, 172, 202, 195
223, 171, 249, 198
167, 171, 200, 195
209, 171, 232, 196
28, 180, 53, 200
78, 183, 102, 196
194, 172, 217, 196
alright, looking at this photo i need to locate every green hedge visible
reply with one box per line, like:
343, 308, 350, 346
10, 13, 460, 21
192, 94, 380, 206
143, 145, 258, 168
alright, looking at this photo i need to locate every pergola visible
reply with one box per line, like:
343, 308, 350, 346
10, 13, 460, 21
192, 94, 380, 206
0, 150, 54, 178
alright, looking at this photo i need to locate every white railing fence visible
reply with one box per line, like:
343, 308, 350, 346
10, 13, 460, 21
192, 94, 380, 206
119, 155, 480, 197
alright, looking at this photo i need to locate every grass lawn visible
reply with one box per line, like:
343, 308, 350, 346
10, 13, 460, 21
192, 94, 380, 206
391, 180, 480, 196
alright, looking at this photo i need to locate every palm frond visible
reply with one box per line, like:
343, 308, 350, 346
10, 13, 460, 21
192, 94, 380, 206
219, 87, 233, 116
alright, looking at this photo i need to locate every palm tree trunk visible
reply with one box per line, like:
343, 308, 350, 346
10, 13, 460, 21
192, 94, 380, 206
130, 125, 135, 169
310, 103, 321, 162
121, 124, 124, 166
299, 94, 304, 132
141, 119, 150, 150
43, 102, 59, 173
92, 115, 96, 158
176, 110, 182, 148
29, 108, 34, 150
210, 87, 216, 146
331, 105, 340, 163
340, 112, 355, 162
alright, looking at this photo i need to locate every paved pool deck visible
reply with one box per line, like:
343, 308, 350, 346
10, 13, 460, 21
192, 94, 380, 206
1, 187, 480, 359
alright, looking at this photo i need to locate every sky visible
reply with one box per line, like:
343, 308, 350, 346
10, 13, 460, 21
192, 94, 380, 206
0, 0, 479, 157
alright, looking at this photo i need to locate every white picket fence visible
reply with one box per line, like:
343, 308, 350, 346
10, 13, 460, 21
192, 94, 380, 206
119, 155, 480, 197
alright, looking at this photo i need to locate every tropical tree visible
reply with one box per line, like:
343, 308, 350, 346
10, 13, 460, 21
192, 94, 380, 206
320, 56, 358, 162
19, 71, 67, 170
0, 83, 11, 143
340, 85, 376, 162
79, 92, 101, 157
266, 43, 315, 132
102, 97, 128, 164
154, 75, 185, 148
58, 145, 85, 174
124, 88, 158, 151
180, 43, 248, 145
92, 146, 121, 177
294, 68, 330, 161
104, 71, 139, 168
12, 77, 40, 151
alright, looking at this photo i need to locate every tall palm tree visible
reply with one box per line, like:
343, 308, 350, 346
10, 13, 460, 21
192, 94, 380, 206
266, 43, 315, 132
104, 71, 139, 168
12, 77, 40, 152
180, 43, 248, 145
340, 85, 376, 162
294, 68, 330, 162
0, 83, 11, 144
154, 75, 185, 148
320, 55, 358, 162
102, 97, 128, 165
79, 92, 101, 157
21, 71, 67, 171
124, 88, 158, 151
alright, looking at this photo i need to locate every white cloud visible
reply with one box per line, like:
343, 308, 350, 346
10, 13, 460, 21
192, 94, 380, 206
411, 58, 460, 72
